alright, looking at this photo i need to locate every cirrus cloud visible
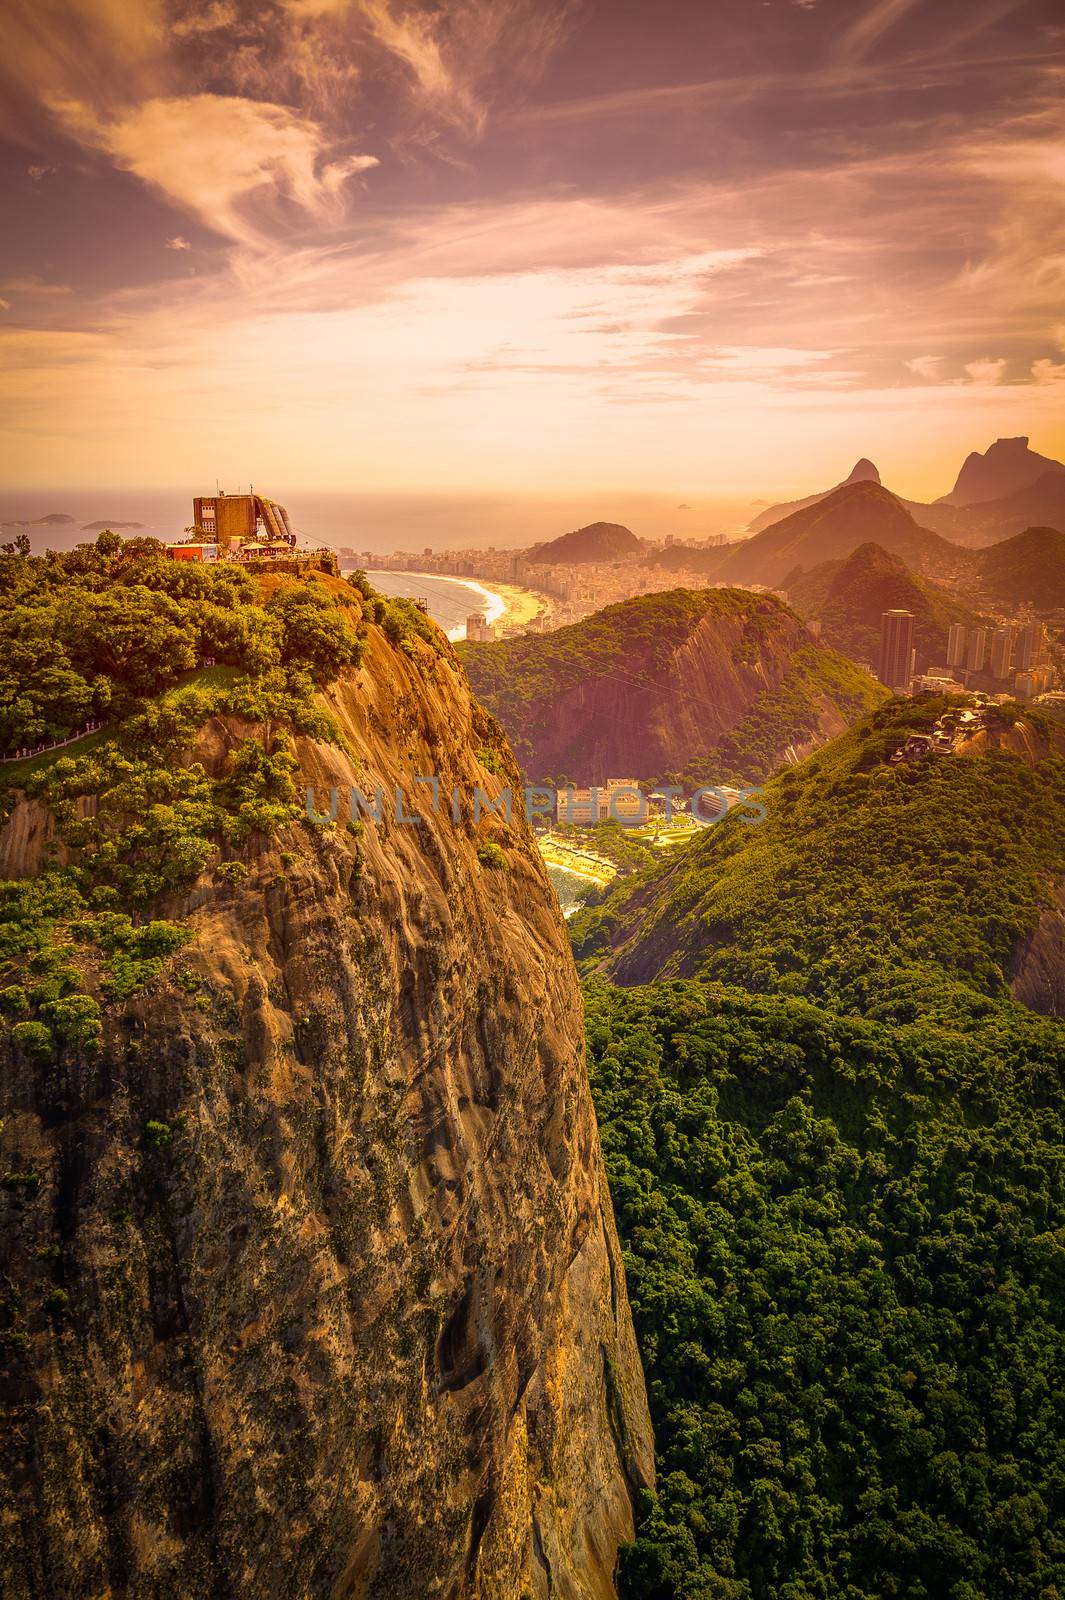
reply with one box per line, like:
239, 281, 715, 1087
51, 93, 379, 246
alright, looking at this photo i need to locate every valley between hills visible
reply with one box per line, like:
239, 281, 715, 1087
3, 428, 1065, 1600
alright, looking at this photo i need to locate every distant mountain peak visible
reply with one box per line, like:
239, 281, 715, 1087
745, 460, 885, 535
526, 520, 640, 564
822, 478, 909, 514
940, 436, 1065, 507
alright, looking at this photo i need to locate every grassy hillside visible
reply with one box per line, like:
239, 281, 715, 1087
589, 980, 1065, 1600
785, 541, 987, 669
573, 696, 1065, 1025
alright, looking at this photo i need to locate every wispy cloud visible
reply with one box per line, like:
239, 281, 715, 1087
833, 0, 926, 65
351, 0, 576, 134
52, 94, 378, 246
2, 0, 1064, 498
906, 355, 943, 380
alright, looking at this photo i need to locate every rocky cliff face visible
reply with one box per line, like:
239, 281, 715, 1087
0, 623, 652, 1597
465, 592, 883, 786
1011, 881, 1065, 1016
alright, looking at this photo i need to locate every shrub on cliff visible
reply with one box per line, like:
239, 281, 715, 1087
9, 1020, 53, 1063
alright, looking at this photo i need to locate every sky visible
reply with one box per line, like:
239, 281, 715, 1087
2, 0, 1065, 520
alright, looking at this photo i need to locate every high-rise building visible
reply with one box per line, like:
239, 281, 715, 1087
465, 612, 494, 642
1014, 622, 1045, 672
946, 622, 967, 668
989, 626, 1015, 681
1014, 668, 1056, 700
879, 609, 915, 691
966, 627, 988, 673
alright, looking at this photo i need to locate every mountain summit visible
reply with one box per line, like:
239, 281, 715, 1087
747, 458, 881, 532
717, 480, 952, 588
785, 540, 985, 669
527, 520, 640, 564
940, 436, 1065, 507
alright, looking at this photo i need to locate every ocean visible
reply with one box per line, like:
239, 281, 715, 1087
0, 487, 751, 555
545, 864, 596, 918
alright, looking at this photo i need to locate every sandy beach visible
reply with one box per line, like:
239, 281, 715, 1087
478, 579, 554, 634
367, 570, 552, 640
418, 573, 553, 638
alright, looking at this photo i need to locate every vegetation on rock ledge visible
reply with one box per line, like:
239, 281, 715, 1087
0, 533, 410, 1060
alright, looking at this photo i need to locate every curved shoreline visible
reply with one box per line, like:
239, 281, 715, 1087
362, 568, 552, 640
537, 838, 616, 887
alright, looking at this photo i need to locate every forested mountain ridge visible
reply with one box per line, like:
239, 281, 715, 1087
573, 698, 1065, 1600
572, 695, 1065, 1024
459, 587, 885, 786
784, 541, 987, 670
973, 524, 1065, 608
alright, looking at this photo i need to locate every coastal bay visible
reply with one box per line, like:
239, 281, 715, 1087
357, 569, 551, 640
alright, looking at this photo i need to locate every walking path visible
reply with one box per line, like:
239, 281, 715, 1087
1, 721, 105, 764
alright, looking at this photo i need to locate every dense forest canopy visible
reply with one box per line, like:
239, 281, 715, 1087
0, 532, 366, 754
589, 981, 1065, 1600
578, 695, 1065, 1597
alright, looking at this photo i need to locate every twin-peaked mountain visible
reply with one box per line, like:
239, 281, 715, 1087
458, 587, 885, 787
745, 456, 882, 534
651, 476, 1065, 614
739, 437, 1065, 551
708, 480, 960, 590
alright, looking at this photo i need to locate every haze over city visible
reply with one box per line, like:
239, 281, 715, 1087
3, 0, 1065, 518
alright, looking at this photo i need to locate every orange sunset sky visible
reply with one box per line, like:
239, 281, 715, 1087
2, 0, 1064, 507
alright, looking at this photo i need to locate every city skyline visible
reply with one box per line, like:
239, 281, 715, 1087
2, 0, 1064, 504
